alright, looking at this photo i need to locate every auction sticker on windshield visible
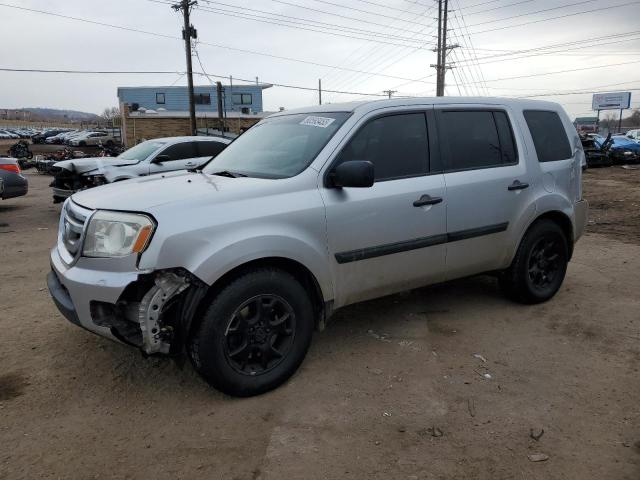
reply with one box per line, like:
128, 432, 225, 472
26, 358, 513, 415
300, 116, 336, 128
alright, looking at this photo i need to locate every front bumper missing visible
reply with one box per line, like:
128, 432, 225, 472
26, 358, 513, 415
48, 246, 201, 354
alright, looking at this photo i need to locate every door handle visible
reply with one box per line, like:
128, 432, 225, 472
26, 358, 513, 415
508, 180, 529, 191
413, 194, 443, 207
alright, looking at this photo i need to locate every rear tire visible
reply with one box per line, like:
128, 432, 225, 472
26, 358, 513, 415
188, 268, 314, 397
499, 219, 569, 304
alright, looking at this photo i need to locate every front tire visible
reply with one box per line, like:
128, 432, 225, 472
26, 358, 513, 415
188, 268, 315, 397
500, 219, 569, 304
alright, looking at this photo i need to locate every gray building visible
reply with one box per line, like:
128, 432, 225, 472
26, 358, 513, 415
117, 83, 272, 114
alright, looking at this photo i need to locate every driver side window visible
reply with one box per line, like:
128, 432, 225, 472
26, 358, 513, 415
159, 142, 198, 161
336, 113, 429, 181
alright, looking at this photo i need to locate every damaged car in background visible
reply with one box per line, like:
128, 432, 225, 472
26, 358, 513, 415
49, 136, 231, 203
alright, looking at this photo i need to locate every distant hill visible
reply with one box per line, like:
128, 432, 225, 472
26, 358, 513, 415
0, 107, 101, 123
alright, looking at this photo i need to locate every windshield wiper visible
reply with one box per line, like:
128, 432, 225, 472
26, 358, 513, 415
210, 170, 247, 178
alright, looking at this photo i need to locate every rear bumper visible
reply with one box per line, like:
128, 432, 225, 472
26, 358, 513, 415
574, 199, 588, 242
1, 174, 28, 199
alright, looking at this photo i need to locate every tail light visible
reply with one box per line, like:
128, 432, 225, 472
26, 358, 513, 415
0, 164, 21, 174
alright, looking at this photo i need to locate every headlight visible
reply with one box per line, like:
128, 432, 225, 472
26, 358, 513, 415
623, 150, 633, 156
86, 174, 106, 186
83, 210, 154, 257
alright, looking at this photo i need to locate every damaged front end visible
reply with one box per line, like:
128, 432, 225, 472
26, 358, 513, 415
90, 269, 208, 355
50, 165, 106, 203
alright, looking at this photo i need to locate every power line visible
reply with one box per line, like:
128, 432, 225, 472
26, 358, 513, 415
194, 0, 434, 43
0, 67, 392, 97
464, 0, 534, 15
468, 1, 640, 36
0, 2, 435, 85
453, 30, 640, 65
322, 3, 438, 95
159, 0, 433, 48
264, 0, 433, 34
302, 0, 432, 27
465, 0, 598, 27
462, 59, 640, 85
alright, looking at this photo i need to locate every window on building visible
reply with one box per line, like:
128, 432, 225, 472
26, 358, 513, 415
439, 110, 518, 171
156, 92, 165, 104
158, 141, 198, 161
232, 93, 253, 105
336, 113, 429, 181
193, 94, 211, 105
523, 110, 572, 162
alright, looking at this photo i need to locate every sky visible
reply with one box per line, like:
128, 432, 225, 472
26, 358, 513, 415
0, 0, 639, 120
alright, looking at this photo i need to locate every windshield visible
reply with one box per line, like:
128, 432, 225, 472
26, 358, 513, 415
203, 112, 350, 178
117, 140, 166, 161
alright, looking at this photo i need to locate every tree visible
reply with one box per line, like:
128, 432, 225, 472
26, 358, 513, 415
101, 106, 120, 122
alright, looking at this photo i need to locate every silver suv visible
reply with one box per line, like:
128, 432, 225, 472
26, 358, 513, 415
48, 98, 588, 396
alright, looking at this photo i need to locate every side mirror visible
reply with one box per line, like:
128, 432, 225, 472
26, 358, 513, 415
329, 160, 374, 188
153, 154, 170, 163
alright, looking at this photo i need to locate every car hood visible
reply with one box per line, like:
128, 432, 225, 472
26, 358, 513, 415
71, 170, 277, 211
53, 157, 139, 174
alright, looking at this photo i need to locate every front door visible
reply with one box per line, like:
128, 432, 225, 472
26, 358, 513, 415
321, 109, 447, 307
149, 141, 201, 175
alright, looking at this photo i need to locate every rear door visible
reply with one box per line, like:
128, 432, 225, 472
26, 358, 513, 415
321, 108, 448, 307
149, 141, 199, 174
436, 107, 536, 279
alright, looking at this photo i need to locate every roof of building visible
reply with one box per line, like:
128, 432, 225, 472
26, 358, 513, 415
127, 110, 271, 119
118, 83, 273, 93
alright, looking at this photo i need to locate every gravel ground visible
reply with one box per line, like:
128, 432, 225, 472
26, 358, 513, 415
0, 170, 638, 480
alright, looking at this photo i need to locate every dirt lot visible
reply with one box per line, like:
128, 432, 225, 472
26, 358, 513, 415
1, 170, 639, 479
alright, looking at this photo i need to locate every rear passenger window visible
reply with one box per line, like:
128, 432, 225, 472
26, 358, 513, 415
439, 110, 517, 171
337, 113, 428, 181
196, 141, 227, 158
523, 110, 572, 162
160, 142, 198, 161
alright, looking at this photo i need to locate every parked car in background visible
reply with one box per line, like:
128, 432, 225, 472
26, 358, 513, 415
69, 131, 115, 147
0, 130, 20, 139
593, 134, 640, 163
45, 131, 70, 144
32, 129, 69, 144
0, 157, 28, 199
580, 133, 612, 168
626, 129, 640, 143
49, 136, 231, 202
47, 98, 587, 397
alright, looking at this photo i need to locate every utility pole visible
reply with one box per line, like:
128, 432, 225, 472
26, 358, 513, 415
216, 81, 225, 136
440, 0, 449, 96
383, 89, 397, 99
431, 0, 457, 96
172, 0, 197, 135
318, 79, 322, 105
436, 0, 443, 96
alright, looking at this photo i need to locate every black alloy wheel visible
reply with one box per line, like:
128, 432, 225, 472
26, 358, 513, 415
224, 294, 296, 375
527, 236, 563, 293
188, 268, 314, 397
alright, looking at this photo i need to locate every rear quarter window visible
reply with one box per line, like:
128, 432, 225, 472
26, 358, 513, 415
523, 110, 572, 162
